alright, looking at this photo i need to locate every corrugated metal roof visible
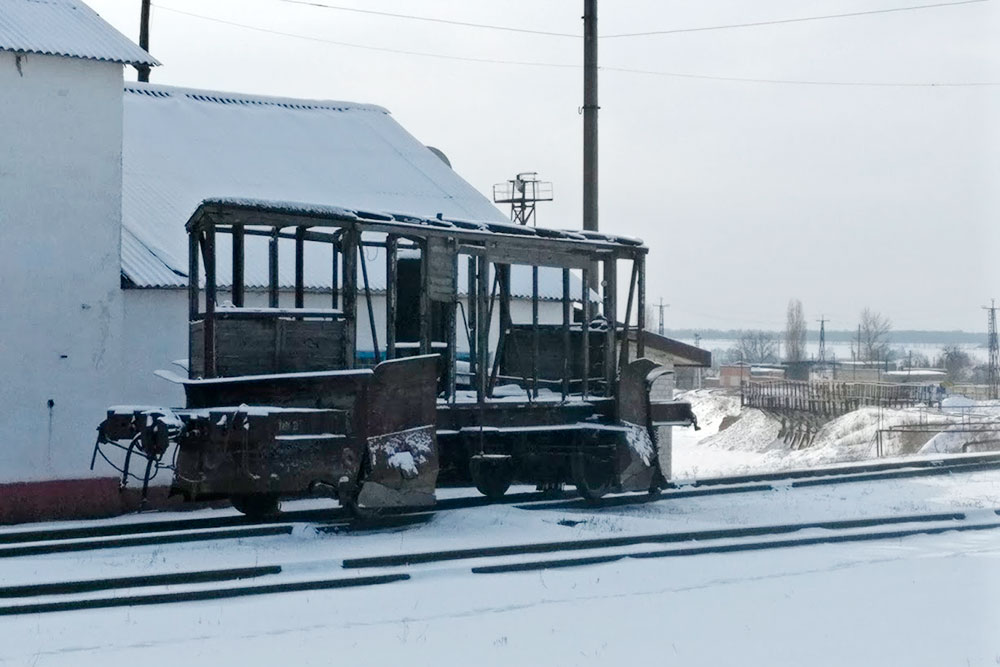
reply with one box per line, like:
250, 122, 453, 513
119, 83, 592, 300
0, 0, 158, 66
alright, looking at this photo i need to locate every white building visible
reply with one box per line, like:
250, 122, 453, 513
0, 2, 580, 523
0, 1, 157, 522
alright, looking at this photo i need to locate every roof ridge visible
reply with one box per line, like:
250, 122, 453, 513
124, 82, 389, 115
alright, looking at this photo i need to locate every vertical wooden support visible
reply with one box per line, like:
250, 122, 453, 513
385, 235, 397, 359
531, 266, 539, 399
488, 263, 511, 395
231, 224, 245, 307
187, 230, 199, 321
468, 255, 478, 378
446, 240, 458, 401
294, 227, 305, 309
268, 229, 279, 308
341, 228, 357, 368
359, 242, 380, 363
203, 224, 217, 378
331, 239, 339, 309
618, 260, 638, 373
476, 257, 490, 402
603, 258, 617, 397
562, 268, 571, 400
636, 255, 646, 358
418, 241, 431, 355
581, 268, 591, 398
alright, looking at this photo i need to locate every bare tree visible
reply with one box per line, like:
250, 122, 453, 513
784, 299, 807, 362
937, 345, 972, 382
858, 308, 892, 362
733, 329, 778, 363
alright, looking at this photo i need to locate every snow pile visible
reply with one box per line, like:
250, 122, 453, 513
699, 409, 783, 453
677, 389, 742, 437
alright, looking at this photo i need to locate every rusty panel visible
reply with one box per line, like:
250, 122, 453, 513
277, 319, 345, 372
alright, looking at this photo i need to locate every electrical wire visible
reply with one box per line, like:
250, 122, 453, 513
151, 4, 1000, 87
602, 0, 992, 38
271, 0, 991, 40
275, 0, 579, 37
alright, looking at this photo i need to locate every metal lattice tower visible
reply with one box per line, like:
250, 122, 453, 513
817, 316, 829, 362
493, 172, 553, 226
656, 298, 669, 336
985, 300, 999, 400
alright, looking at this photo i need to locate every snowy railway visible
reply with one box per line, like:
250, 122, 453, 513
1, 505, 998, 618
3, 451, 1000, 561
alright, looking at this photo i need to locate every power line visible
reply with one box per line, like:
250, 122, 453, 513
152, 5, 577, 68
275, 0, 579, 37
602, 0, 992, 39
151, 4, 1000, 87
603, 65, 1000, 87
271, 0, 991, 40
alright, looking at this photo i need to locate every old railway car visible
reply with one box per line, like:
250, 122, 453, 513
95, 198, 696, 516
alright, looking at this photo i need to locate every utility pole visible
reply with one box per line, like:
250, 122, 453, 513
137, 0, 151, 82
985, 299, 999, 399
816, 315, 829, 362
656, 298, 669, 336
582, 0, 598, 290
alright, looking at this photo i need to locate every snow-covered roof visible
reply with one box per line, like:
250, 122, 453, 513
121, 83, 591, 300
0, 0, 158, 66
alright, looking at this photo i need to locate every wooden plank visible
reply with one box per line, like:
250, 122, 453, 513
340, 229, 357, 369
203, 226, 217, 378
294, 227, 305, 309
603, 258, 617, 396
268, 229, 279, 308
232, 224, 245, 307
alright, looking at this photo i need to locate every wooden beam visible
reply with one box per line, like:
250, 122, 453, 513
187, 230, 199, 321
203, 225, 216, 378
636, 255, 645, 358
268, 229, 279, 308
294, 227, 305, 309
531, 265, 539, 399
418, 242, 431, 355
385, 235, 397, 359
603, 258, 617, 396
476, 257, 489, 402
581, 268, 591, 398
562, 268, 571, 400
341, 228, 357, 368
231, 224, 244, 307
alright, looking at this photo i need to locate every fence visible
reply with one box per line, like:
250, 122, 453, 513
741, 379, 937, 418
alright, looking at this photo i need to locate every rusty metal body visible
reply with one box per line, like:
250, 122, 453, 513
94, 198, 697, 514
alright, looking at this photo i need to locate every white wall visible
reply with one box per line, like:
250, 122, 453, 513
0, 52, 125, 483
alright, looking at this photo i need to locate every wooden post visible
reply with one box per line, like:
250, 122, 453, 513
341, 228, 357, 368
468, 255, 477, 378
232, 224, 244, 307
419, 241, 431, 355
581, 267, 591, 398
636, 255, 646, 358
268, 229, 279, 308
476, 257, 490, 402
137, 0, 151, 82
603, 258, 616, 396
331, 238, 339, 309
385, 235, 397, 359
562, 268, 571, 400
531, 266, 539, 399
294, 227, 305, 309
618, 260, 638, 373
187, 230, 199, 321
203, 224, 216, 378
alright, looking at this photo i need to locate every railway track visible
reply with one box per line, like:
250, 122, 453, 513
1, 453, 998, 558
1, 507, 997, 617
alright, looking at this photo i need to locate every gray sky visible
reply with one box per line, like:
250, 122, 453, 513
88, 0, 1000, 331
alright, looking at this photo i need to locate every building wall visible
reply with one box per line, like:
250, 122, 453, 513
0, 52, 125, 485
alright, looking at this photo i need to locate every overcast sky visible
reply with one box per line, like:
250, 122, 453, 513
87, 0, 1000, 331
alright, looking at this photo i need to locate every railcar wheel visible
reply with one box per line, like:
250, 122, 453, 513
571, 452, 613, 501
231, 493, 281, 518
470, 456, 513, 500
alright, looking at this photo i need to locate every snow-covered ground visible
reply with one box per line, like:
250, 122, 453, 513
2, 464, 1000, 666
673, 389, 1000, 479
4, 394, 1000, 665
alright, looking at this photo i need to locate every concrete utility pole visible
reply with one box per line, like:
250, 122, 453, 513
582, 0, 598, 290
137, 0, 151, 82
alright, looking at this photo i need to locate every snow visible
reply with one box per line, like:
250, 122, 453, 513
2, 468, 1000, 665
